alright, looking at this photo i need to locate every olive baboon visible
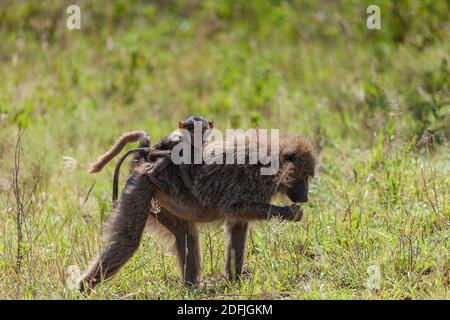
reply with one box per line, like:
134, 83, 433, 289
79, 134, 316, 293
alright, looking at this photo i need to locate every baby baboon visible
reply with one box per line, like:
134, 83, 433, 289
89, 115, 214, 206
145, 115, 214, 192
79, 134, 316, 293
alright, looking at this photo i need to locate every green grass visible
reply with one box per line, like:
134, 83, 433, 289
0, 1, 448, 299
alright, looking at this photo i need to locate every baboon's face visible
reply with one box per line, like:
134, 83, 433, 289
179, 118, 214, 145
281, 143, 316, 203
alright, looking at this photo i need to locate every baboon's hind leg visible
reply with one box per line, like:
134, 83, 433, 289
225, 220, 249, 281
79, 172, 154, 293
174, 220, 202, 286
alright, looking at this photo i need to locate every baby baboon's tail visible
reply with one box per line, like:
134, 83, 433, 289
90, 131, 150, 173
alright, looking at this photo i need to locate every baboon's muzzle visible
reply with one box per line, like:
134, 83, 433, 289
286, 179, 309, 203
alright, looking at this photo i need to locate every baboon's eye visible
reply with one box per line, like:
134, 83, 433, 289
284, 152, 296, 162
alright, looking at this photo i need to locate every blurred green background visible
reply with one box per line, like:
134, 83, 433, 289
0, 1, 448, 299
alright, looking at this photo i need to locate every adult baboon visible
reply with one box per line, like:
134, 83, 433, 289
79, 134, 316, 293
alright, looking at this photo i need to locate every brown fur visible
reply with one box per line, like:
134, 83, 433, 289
79, 135, 316, 293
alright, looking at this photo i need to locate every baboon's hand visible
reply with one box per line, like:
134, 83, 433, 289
262, 204, 304, 221
77, 278, 92, 297
285, 205, 303, 222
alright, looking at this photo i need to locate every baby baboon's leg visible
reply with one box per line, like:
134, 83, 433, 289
79, 172, 154, 293
225, 220, 249, 281
226, 203, 303, 222
174, 221, 202, 285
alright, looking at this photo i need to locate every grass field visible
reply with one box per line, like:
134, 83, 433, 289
0, 1, 448, 299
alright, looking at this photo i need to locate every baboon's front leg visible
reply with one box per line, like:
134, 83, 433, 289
174, 221, 202, 286
79, 172, 154, 294
225, 220, 249, 281
226, 203, 303, 221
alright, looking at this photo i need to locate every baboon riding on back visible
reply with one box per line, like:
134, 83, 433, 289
79, 118, 316, 294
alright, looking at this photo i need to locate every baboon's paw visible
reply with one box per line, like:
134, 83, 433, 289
287, 205, 304, 222
77, 278, 91, 297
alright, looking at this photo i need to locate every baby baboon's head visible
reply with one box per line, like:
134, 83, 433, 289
278, 136, 317, 203
179, 115, 214, 145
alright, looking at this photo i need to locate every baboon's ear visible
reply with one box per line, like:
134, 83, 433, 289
209, 121, 214, 129
179, 122, 185, 130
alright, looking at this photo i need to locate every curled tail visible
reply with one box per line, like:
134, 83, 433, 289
90, 131, 150, 173
112, 147, 150, 207
112, 148, 171, 208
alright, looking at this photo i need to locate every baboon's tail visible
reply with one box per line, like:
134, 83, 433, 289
112, 148, 172, 208
112, 147, 150, 207
90, 131, 150, 173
